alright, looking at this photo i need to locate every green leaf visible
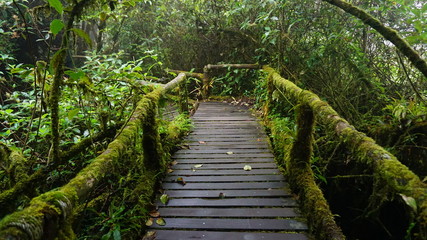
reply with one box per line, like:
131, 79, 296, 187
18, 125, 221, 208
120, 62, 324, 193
160, 194, 168, 205
5, 109, 13, 114
70, 28, 92, 47
48, 0, 63, 14
50, 19, 64, 35
67, 108, 80, 119
113, 229, 121, 240
101, 231, 111, 240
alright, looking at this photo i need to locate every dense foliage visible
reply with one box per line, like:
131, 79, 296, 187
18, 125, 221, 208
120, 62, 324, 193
1, 0, 426, 239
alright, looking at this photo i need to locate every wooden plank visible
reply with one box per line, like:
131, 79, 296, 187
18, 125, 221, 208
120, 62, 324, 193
172, 158, 274, 164
171, 163, 277, 170
159, 198, 297, 207
164, 175, 285, 182
164, 189, 291, 198
154, 230, 309, 240
176, 149, 270, 154
172, 153, 274, 159
188, 145, 270, 149
162, 182, 287, 190
158, 207, 300, 217
151, 218, 307, 230
186, 138, 266, 142
168, 169, 281, 175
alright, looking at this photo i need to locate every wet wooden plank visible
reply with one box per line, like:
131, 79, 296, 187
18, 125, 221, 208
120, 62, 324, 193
151, 218, 307, 230
154, 230, 309, 240
171, 163, 277, 169
168, 169, 281, 176
158, 198, 297, 207
162, 181, 287, 190
158, 207, 300, 217
164, 189, 291, 198
172, 153, 274, 159
176, 149, 270, 154
164, 174, 285, 182
173, 158, 274, 164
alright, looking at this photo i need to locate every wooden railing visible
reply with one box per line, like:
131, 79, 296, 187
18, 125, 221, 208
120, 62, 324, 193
263, 66, 427, 239
0, 73, 192, 239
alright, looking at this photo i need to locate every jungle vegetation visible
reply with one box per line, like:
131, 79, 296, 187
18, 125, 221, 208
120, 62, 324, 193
0, 0, 426, 239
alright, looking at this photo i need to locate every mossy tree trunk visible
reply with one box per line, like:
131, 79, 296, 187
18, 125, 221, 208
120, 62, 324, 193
49, 0, 93, 165
322, 0, 427, 79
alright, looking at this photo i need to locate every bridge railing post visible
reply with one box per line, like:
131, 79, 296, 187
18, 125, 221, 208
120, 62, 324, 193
142, 94, 164, 171
289, 103, 314, 169
178, 76, 189, 114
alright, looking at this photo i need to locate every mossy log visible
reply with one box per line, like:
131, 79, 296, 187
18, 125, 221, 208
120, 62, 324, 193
0, 74, 188, 240
0, 143, 30, 187
264, 66, 427, 233
323, 0, 427, 79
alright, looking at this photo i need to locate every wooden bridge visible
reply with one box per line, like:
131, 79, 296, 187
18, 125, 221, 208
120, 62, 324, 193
0, 65, 426, 240
148, 102, 309, 239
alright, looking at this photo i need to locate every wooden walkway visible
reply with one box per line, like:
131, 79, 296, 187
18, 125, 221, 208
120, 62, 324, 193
148, 102, 309, 240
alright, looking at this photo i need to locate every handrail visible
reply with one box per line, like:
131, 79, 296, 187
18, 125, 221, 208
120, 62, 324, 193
263, 66, 427, 237
0, 74, 188, 239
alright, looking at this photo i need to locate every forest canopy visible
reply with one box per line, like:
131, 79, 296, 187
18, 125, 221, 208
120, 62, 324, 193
0, 0, 426, 239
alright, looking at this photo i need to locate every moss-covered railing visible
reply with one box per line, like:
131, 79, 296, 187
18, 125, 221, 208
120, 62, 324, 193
263, 66, 427, 239
0, 73, 191, 239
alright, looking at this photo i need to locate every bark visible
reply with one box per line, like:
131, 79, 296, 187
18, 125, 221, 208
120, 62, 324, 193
323, 0, 427, 79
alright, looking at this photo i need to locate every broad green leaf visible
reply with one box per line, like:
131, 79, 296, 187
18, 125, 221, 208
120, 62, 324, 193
113, 229, 121, 240
156, 218, 166, 226
50, 19, 64, 35
70, 28, 92, 47
67, 108, 80, 119
160, 194, 168, 205
5, 109, 13, 114
243, 165, 252, 171
48, 0, 63, 14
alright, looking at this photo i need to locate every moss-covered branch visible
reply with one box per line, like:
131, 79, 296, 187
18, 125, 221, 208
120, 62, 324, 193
264, 65, 427, 234
322, 0, 427, 79
0, 74, 188, 239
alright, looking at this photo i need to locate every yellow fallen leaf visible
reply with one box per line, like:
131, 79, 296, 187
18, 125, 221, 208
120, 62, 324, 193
243, 165, 252, 171
156, 217, 166, 226
145, 218, 154, 226
226, 151, 234, 155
